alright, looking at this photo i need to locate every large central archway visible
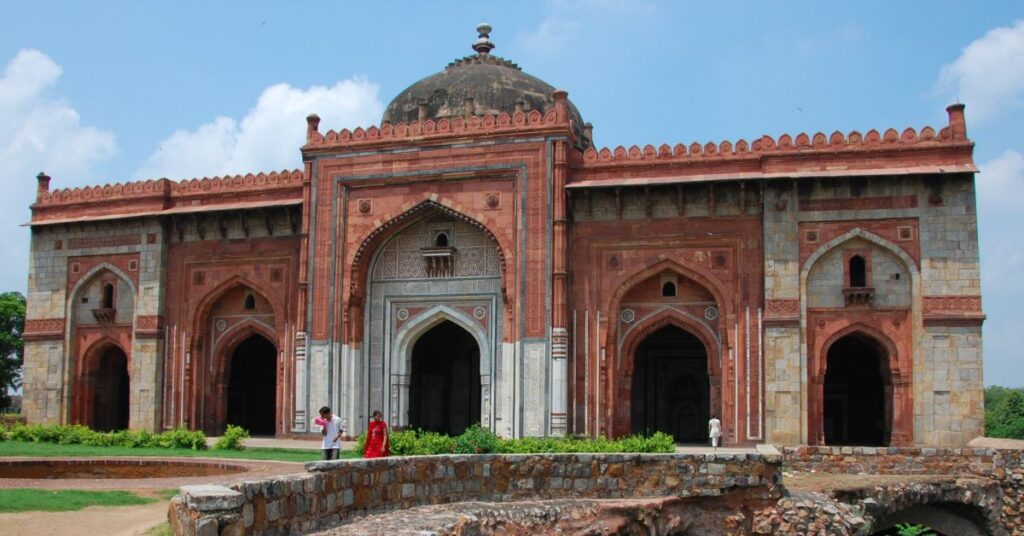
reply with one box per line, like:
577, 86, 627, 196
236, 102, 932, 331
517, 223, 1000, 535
823, 332, 892, 446
630, 325, 710, 442
90, 345, 130, 432
225, 334, 277, 436
408, 320, 481, 435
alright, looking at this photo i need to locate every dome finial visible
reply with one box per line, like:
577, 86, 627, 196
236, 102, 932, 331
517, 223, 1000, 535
473, 23, 495, 54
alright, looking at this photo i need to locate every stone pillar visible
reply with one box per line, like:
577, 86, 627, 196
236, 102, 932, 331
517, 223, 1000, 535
549, 132, 570, 436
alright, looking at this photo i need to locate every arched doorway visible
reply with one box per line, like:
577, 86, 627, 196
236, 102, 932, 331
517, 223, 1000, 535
408, 320, 481, 435
631, 325, 709, 442
91, 346, 129, 432
225, 334, 277, 436
824, 333, 891, 446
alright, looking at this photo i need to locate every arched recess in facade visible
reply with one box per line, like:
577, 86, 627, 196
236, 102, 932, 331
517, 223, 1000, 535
64, 263, 137, 428
189, 276, 280, 435
604, 259, 730, 440
74, 337, 130, 431
800, 228, 919, 446
347, 199, 506, 435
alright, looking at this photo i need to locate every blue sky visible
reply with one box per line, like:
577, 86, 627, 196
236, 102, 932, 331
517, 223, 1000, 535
1, 1, 1022, 385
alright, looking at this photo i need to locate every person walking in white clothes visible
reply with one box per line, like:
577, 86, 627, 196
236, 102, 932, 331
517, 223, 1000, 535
318, 406, 346, 460
708, 415, 722, 448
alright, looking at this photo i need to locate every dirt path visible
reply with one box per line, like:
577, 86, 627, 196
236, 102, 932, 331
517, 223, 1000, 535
0, 501, 169, 536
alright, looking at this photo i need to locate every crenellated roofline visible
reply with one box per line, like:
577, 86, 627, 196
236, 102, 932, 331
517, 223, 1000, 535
569, 104, 975, 187
30, 169, 303, 225
303, 99, 576, 153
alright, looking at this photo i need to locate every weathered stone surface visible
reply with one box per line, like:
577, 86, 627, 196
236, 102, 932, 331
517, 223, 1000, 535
181, 484, 244, 512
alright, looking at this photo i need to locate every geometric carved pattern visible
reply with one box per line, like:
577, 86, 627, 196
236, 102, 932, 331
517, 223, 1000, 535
136, 315, 165, 339
372, 219, 499, 281
353, 200, 507, 295
923, 295, 982, 314
23, 318, 65, 341
765, 299, 799, 315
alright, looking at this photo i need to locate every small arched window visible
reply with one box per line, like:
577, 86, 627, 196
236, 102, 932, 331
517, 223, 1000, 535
662, 281, 677, 297
101, 283, 114, 309
435, 233, 449, 247
849, 255, 867, 288
244, 293, 256, 310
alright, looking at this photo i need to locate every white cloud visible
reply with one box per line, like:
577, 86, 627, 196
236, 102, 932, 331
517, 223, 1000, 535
516, 19, 582, 54
0, 49, 117, 293
134, 79, 384, 180
977, 148, 1024, 206
938, 20, 1024, 123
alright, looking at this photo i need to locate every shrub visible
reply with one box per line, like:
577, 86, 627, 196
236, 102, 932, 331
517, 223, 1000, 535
454, 424, 499, 454
213, 425, 250, 450
0, 423, 207, 450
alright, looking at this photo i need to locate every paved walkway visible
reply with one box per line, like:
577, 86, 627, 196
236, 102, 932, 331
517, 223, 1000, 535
205, 436, 357, 450
208, 436, 768, 456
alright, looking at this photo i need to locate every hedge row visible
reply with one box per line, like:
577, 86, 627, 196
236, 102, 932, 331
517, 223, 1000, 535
355, 424, 676, 456
0, 423, 208, 450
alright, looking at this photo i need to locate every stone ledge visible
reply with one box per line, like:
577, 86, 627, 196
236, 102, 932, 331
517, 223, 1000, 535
181, 484, 243, 512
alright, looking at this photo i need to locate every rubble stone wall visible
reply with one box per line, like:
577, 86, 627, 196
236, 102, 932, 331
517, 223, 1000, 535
168, 452, 781, 535
782, 446, 1024, 533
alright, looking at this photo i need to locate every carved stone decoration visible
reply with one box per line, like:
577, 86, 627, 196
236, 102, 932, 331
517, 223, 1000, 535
91, 308, 116, 324
396, 308, 409, 321
621, 308, 635, 324
358, 199, 372, 214
704, 306, 719, 321
473, 306, 487, 320
215, 319, 228, 332
485, 193, 500, 208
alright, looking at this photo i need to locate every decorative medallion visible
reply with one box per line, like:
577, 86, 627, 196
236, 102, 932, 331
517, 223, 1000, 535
485, 193, 500, 208
704, 306, 719, 321
358, 199, 372, 214
473, 306, 487, 320
215, 319, 227, 332
396, 308, 409, 321
621, 308, 635, 323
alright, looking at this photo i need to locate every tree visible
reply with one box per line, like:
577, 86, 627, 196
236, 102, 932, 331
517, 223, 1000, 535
987, 390, 1024, 440
0, 292, 25, 412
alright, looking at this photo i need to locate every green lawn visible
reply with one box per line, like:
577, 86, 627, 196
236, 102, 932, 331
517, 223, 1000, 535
0, 440, 360, 463
0, 488, 156, 513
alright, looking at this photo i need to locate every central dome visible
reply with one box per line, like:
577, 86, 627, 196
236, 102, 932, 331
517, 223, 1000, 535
382, 24, 589, 148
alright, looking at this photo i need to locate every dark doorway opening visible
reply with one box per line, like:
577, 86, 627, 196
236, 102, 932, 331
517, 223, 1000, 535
824, 333, 891, 446
226, 335, 277, 436
631, 325, 710, 442
92, 346, 129, 432
409, 320, 481, 436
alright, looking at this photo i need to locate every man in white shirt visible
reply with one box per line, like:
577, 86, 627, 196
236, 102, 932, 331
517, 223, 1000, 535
319, 406, 345, 460
708, 414, 722, 449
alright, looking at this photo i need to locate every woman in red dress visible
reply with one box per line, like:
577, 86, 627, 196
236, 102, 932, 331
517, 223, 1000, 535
363, 410, 390, 458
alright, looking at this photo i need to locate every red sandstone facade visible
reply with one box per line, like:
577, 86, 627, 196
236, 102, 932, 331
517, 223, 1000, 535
21, 26, 984, 447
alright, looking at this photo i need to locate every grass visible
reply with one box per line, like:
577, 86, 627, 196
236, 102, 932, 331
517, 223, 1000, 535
0, 488, 156, 513
145, 523, 174, 536
0, 440, 360, 463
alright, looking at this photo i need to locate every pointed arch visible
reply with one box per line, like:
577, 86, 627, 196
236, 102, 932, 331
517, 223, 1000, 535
619, 308, 721, 377
816, 322, 901, 383
392, 304, 490, 377
799, 227, 920, 446
614, 308, 722, 439
605, 258, 728, 361
74, 337, 131, 430
348, 199, 510, 304
65, 263, 138, 317
63, 263, 137, 426
191, 274, 277, 331
387, 304, 492, 431
801, 227, 919, 282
